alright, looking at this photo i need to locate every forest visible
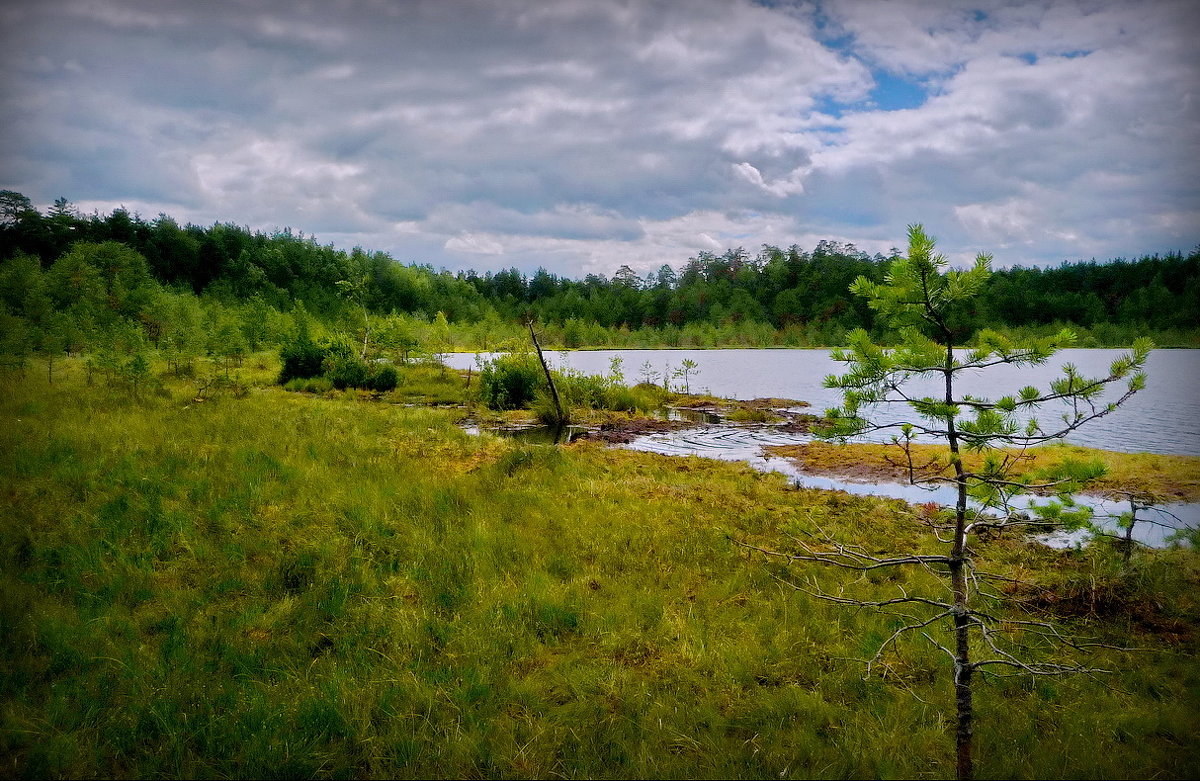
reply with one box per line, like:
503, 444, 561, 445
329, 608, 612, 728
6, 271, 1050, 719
1, 190, 1198, 374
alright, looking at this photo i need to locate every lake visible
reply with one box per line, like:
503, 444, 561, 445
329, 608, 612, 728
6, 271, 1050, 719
446, 348, 1199, 546
618, 423, 1197, 548
446, 348, 1200, 456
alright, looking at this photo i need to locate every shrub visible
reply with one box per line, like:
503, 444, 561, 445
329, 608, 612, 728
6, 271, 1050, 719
478, 354, 543, 410
531, 389, 572, 426
278, 337, 328, 384
479, 353, 665, 415
284, 376, 334, 394
323, 343, 371, 390
725, 407, 778, 423
558, 370, 608, 409
368, 365, 398, 393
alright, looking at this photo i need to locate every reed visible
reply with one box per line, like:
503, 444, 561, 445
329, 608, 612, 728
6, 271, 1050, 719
1, 358, 1196, 778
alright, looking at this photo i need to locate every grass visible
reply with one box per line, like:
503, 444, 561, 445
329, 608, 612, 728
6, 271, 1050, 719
766, 440, 1200, 502
282, 360, 472, 407
1, 357, 1197, 778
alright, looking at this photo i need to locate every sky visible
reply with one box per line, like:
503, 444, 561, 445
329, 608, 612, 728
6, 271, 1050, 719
1, 0, 1197, 277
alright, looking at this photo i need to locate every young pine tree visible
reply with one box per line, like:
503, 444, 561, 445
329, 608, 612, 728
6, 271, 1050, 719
746, 225, 1151, 781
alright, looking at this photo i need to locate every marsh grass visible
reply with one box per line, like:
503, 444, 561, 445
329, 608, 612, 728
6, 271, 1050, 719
1, 358, 1197, 778
768, 441, 1200, 502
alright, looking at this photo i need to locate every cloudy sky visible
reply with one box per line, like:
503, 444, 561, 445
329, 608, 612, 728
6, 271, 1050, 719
2, 0, 1197, 277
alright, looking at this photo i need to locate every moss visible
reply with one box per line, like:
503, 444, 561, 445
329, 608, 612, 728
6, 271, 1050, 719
724, 406, 781, 423
767, 440, 1200, 502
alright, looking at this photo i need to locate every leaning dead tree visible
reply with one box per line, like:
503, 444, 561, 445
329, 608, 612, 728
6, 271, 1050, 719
738, 225, 1153, 781
526, 316, 565, 426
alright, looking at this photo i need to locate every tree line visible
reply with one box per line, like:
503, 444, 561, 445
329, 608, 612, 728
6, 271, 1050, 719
0, 190, 1196, 375
469, 244, 1199, 343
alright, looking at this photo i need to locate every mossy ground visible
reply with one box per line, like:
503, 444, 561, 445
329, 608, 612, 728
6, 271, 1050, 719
1, 357, 1197, 779
767, 441, 1200, 503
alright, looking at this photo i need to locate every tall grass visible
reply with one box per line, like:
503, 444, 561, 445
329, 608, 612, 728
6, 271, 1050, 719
1, 358, 1197, 778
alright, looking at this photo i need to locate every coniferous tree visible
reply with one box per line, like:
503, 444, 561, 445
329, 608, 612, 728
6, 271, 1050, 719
739, 225, 1152, 780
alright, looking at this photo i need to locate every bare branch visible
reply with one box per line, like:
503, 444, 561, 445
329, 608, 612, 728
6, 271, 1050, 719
865, 610, 957, 677
732, 535, 952, 572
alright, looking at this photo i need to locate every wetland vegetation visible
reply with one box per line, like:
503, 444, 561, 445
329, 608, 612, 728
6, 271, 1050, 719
2, 197, 1198, 778
1, 355, 1198, 779
766, 441, 1200, 504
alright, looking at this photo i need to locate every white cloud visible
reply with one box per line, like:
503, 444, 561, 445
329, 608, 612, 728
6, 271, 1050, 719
445, 232, 505, 255
732, 162, 807, 197
954, 198, 1040, 246
0, 0, 1195, 274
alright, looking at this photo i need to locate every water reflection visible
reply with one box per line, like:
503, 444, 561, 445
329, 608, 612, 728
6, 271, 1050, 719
624, 425, 1198, 549
445, 349, 1200, 456
467, 423, 588, 445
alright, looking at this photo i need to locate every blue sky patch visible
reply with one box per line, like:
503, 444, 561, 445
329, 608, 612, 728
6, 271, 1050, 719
869, 69, 929, 111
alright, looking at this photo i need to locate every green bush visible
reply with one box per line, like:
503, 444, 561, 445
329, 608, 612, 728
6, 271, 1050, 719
323, 343, 371, 390
725, 407, 778, 423
558, 370, 608, 409
284, 376, 334, 394
558, 369, 660, 414
605, 384, 650, 413
478, 354, 543, 410
281, 337, 398, 393
278, 337, 328, 384
479, 354, 663, 415
368, 365, 398, 393
531, 389, 572, 426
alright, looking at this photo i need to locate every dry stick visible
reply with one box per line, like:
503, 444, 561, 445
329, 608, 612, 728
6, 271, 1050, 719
527, 318, 564, 426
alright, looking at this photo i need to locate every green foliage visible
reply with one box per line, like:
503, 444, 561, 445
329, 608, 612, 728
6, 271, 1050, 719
811, 224, 1158, 780
369, 364, 399, 393
278, 338, 328, 384
322, 342, 370, 390
823, 227, 1155, 527
314, 342, 400, 392
725, 406, 777, 423
478, 353, 543, 410
283, 375, 334, 394
0, 362, 1196, 779
277, 314, 328, 384
477, 351, 660, 417
0, 193, 1196, 362
530, 389, 572, 426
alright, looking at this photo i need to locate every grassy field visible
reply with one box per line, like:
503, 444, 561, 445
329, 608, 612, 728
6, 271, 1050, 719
1, 357, 1197, 779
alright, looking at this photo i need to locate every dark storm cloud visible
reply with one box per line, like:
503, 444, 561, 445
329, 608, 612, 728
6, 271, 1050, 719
1, 0, 1197, 275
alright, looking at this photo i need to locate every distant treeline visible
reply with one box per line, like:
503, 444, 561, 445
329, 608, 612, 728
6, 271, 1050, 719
1, 191, 1197, 359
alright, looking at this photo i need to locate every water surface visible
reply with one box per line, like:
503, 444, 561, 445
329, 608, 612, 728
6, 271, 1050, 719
622, 424, 1197, 548
449, 348, 1199, 546
447, 349, 1200, 455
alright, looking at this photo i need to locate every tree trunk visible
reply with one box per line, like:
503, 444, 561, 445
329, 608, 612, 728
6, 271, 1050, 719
952, 563, 974, 781
1123, 498, 1136, 563
946, 343, 974, 781
527, 319, 564, 425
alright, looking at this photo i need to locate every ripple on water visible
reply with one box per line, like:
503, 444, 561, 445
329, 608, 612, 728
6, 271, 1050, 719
623, 425, 1199, 549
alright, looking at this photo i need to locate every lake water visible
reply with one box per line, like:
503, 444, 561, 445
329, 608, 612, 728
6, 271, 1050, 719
446, 348, 1200, 456
446, 348, 1200, 546
620, 423, 1197, 548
